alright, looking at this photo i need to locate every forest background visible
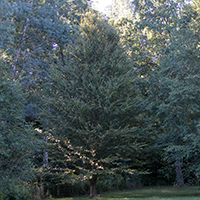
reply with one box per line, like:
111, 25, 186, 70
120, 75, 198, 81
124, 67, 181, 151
1, 0, 200, 199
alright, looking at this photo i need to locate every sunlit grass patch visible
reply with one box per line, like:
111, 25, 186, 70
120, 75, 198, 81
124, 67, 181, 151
102, 186, 200, 198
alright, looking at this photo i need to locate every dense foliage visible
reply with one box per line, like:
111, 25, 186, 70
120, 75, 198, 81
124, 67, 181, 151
0, 72, 42, 199
1, 0, 200, 199
40, 12, 146, 197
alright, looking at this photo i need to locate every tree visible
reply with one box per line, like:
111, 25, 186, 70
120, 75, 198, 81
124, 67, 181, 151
108, 0, 200, 186
41, 12, 145, 197
0, 1, 45, 198
143, 0, 200, 185
0, 72, 42, 199
8, 0, 88, 84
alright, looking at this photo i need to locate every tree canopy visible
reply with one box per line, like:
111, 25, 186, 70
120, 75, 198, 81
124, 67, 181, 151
40, 12, 145, 197
2, 0, 200, 199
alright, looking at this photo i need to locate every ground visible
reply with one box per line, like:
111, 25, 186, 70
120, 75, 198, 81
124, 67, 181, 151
48, 186, 200, 200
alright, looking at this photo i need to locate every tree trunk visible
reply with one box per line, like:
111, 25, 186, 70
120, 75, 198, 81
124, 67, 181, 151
89, 175, 97, 198
43, 136, 48, 164
12, 0, 33, 80
57, 185, 60, 197
40, 177, 45, 199
175, 151, 184, 186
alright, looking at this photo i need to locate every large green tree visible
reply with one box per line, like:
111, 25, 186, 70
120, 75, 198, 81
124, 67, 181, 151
41, 12, 145, 197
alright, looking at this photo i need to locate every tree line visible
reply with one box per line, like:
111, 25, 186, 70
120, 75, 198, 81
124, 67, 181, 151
1, 0, 200, 199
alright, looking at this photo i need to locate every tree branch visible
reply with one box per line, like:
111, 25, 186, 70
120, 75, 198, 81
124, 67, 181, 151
12, 0, 33, 80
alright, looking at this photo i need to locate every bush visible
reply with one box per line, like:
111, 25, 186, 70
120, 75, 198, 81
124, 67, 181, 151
0, 179, 37, 200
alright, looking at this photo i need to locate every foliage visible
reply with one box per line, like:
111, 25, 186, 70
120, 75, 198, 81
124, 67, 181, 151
108, 0, 200, 187
0, 72, 42, 199
40, 11, 145, 197
136, 0, 200, 186
107, 0, 134, 20
2, 0, 200, 198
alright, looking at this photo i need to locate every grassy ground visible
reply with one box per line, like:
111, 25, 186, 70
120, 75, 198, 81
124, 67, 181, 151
48, 186, 200, 200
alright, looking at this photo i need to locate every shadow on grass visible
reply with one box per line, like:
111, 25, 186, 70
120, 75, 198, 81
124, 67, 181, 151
49, 186, 200, 200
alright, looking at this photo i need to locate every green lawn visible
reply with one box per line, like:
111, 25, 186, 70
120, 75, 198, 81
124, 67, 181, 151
49, 186, 200, 200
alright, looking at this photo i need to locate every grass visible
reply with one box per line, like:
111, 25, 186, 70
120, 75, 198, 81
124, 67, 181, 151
48, 186, 200, 200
